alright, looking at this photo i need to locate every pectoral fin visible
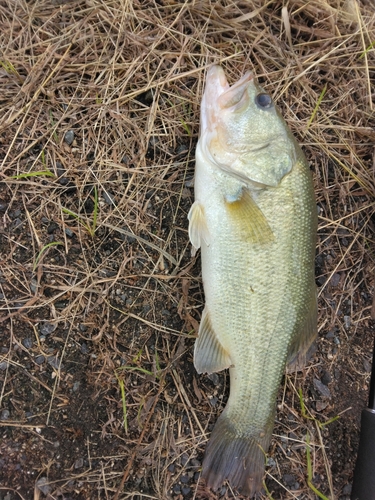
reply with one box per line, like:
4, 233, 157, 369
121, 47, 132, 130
287, 287, 318, 372
194, 308, 232, 374
225, 189, 274, 245
188, 201, 209, 256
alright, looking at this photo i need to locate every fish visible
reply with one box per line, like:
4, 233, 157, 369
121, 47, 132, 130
188, 65, 317, 497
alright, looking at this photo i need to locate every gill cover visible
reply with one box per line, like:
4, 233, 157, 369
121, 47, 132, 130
200, 65, 297, 187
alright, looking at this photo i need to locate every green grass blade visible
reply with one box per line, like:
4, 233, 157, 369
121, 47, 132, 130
132, 348, 143, 363
359, 40, 375, 59
33, 242, 63, 271
306, 433, 330, 500
117, 366, 154, 376
263, 480, 275, 499
10, 170, 55, 179
62, 207, 91, 234
306, 84, 327, 131
116, 376, 128, 434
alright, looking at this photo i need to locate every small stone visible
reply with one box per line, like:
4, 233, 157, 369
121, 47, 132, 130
39, 322, 56, 336
0, 201, 8, 211
36, 477, 51, 495
12, 218, 23, 229
207, 373, 220, 386
64, 130, 75, 145
180, 474, 189, 484
55, 161, 65, 176
341, 237, 348, 247
74, 457, 84, 469
363, 358, 371, 372
0, 361, 9, 370
209, 396, 218, 407
344, 316, 351, 329
316, 400, 328, 411
126, 234, 136, 244
330, 273, 341, 287
181, 486, 191, 496
190, 458, 201, 468
313, 378, 331, 398
73, 381, 80, 392
176, 144, 188, 158
47, 355, 61, 370
80, 343, 89, 354
30, 278, 38, 294
47, 222, 59, 234
342, 484, 352, 495
35, 355, 45, 365
161, 309, 170, 317
172, 484, 181, 494
180, 453, 189, 466
59, 175, 70, 186
321, 370, 332, 385
22, 338, 33, 349
167, 463, 175, 473
65, 228, 74, 237
54, 301, 66, 309
103, 190, 115, 206
1, 409, 10, 420
283, 474, 295, 487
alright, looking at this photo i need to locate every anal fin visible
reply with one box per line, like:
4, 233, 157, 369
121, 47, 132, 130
194, 308, 232, 374
225, 189, 274, 245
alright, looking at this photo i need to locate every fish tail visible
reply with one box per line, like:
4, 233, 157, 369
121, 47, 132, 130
201, 415, 272, 496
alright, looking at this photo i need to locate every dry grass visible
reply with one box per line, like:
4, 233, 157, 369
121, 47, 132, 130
0, 0, 374, 498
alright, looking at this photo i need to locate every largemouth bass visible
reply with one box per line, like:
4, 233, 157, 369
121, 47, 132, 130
188, 65, 317, 496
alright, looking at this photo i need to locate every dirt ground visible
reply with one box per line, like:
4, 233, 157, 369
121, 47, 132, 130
1, 1, 375, 499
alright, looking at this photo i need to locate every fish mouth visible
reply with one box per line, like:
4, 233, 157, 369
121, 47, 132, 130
201, 65, 253, 132
217, 70, 253, 110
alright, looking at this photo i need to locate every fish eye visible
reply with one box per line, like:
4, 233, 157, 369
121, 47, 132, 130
255, 93, 273, 109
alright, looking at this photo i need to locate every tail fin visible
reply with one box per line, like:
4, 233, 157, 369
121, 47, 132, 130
201, 415, 272, 497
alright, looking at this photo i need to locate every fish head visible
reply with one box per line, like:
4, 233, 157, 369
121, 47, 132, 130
200, 65, 299, 187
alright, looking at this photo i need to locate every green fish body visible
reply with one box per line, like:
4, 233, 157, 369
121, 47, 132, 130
188, 65, 317, 496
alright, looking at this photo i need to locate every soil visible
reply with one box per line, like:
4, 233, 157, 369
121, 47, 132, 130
1, 1, 375, 499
